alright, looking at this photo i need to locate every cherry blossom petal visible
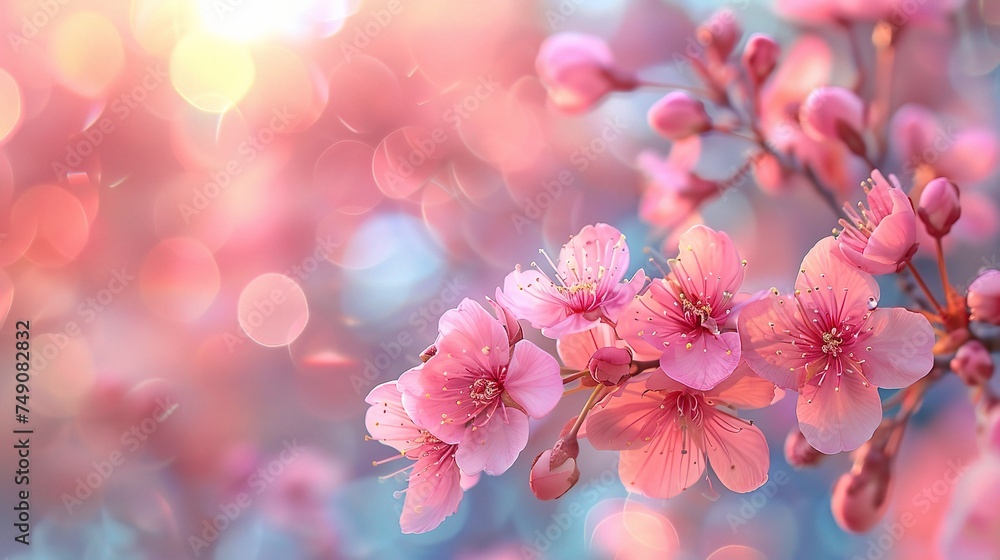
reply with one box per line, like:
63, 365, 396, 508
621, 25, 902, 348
659, 331, 741, 391
365, 382, 420, 453
798, 236, 880, 317
671, 225, 745, 307
706, 363, 778, 410
504, 340, 562, 418
738, 294, 812, 389
585, 390, 662, 450
702, 408, 770, 493
796, 372, 882, 454
455, 408, 529, 476
400, 451, 463, 534
618, 418, 706, 499
856, 308, 935, 389
436, 299, 510, 372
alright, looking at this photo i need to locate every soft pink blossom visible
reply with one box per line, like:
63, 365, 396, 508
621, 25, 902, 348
585, 364, 775, 499
968, 270, 1000, 325
366, 382, 464, 534
535, 33, 636, 114
636, 140, 720, 229
647, 92, 711, 141
835, 169, 918, 275
397, 299, 561, 475
619, 225, 748, 390
918, 177, 961, 237
500, 223, 645, 338
739, 237, 935, 453
891, 104, 999, 184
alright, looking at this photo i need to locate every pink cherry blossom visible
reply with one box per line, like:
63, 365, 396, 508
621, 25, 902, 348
619, 225, 748, 390
397, 299, 561, 476
500, 223, 645, 338
584, 364, 775, 499
365, 382, 464, 534
636, 140, 720, 229
738, 237, 935, 453
890, 104, 999, 185
535, 32, 636, 114
835, 169, 919, 275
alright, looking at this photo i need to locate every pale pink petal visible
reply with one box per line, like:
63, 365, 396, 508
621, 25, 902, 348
399, 380, 467, 445
643, 370, 690, 393
838, 243, 899, 275
598, 269, 646, 322
435, 299, 511, 372
861, 194, 917, 267
557, 223, 628, 285
856, 308, 934, 388
455, 408, 529, 476
585, 390, 663, 450
796, 372, 882, 454
799, 236, 881, 316
487, 288, 522, 345
618, 418, 705, 499
500, 266, 570, 331
671, 225, 745, 304
459, 472, 480, 491
702, 408, 770, 493
659, 331, 741, 391
504, 340, 562, 418
400, 450, 463, 534
705, 363, 778, 409
365, 382, 420, 453
737, 294, 812, 389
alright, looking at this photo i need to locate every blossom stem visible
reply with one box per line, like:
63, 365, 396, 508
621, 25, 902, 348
565, 385, 609, 440
562, 370, 591, 385
904, 262, 946, 317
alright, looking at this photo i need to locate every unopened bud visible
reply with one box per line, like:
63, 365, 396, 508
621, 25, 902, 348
742, 33, 780, 84
784, 427, 823, 468
800, 86, 866, 147
918, 177, 961, 237
831, 444, 892, 533
587, 346, 632, 386
968, 269, 1000, 325
951, 340, 994, 387
419, 344, 437, 362
696, 9, 742, 62
529, 443, 581, 500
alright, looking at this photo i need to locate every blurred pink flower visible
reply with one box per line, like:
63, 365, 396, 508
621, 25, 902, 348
739, 237, 935, 453
500, 223, 645, 338
918, 177, 961, 237
696, 8, 742, 62
366, 382, 464, 534
777, 0, 963, 24
784, 426, 824, 468
968, 270, 1000, 325
891, 104, 999, 185
836, 169, 918, 275
800, 86, 866, 145
585, 364, 774, 499
636, 139, 720, 229
619, 225, 747, 390
398, 299, 561, 475
535, 32, 636, 114
647, 92, 711, 141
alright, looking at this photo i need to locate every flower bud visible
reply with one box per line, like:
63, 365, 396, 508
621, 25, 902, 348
951, 340, 994, 387
742, 33, 780, 84
918, 177, 961, 237
831, 444, 892, 533
587, 346, 632, 386
419, 344, 437, 362
969, 269, 1000, 325
800, 86, 866, 148
784, 427, 823, 468
529, 440, 581, 500
535, 32, 636, 114
648, 92, 711, 141
696, 9, 742, 62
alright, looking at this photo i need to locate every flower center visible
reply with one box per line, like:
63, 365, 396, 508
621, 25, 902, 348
469, 378, 501, 404
555, 281, 595, 295
821, 328, 844, 356
674, 393, 704, 428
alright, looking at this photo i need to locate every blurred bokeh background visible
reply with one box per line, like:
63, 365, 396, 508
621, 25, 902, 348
0, 0, 999, 558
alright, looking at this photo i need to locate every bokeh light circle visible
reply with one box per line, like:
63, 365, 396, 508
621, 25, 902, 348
706, 545, 769, 560
170, 33, 255, 112
49, 12, 125, 98
237, 273, 309, 347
